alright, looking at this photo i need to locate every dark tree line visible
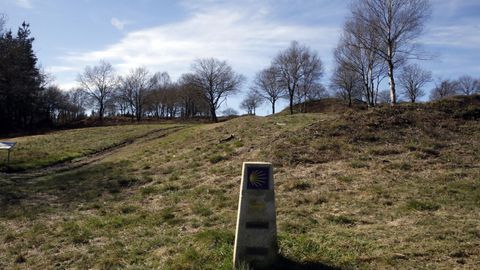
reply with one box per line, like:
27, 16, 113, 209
0, 19, 86, 134
0, 15, 244, 132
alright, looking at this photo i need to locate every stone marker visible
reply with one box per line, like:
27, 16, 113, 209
233, 162, 277, 269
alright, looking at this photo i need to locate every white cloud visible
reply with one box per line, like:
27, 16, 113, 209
57, 82, 80, 91
62, 5, 340, 81
56, 3, 341, 115
431, 0, 480, 17
422, 25, 480, 48
46, 65, 78, 73
110, 17, 131, 31
14, 0, 33, 9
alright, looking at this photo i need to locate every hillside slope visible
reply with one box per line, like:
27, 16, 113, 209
0, 96, 479, 269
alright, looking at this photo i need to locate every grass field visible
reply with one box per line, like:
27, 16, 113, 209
0, 124, 180, 172
0, 96, 479, 269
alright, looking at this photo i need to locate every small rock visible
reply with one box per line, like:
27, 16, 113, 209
393, 253, 407, 260
219, 134, 235, 143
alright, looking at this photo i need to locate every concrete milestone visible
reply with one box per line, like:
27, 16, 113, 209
233, 162, 277, 269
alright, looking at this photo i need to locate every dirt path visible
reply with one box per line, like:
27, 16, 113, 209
1, 126, 186, 182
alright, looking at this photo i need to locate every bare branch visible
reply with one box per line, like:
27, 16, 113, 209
349, 0, 432, 105
430, 79, 458, 100
272, 41, 324, 114
251, 66, 286, 114
240, 90, 263, 115
456, 75, 480, 96
398, 64, 432, 103
190, 58, 244, 122
77, 61, 117, 120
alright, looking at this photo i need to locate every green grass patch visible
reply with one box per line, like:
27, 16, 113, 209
1, 98, 479, 269
327, 215, 356, 225
209, 154, 225, 164
406, 200, 441, 211
0, 124, 178, 171
349, 160, 369, 169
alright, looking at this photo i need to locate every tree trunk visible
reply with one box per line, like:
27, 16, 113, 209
289, 94, 294, 115
387, 47, 397, 105
364, 82, 372, 107
272, 102, 275, 115
99, 104, 104, 121
210, 107, 218, 122
369, 69, 376, 107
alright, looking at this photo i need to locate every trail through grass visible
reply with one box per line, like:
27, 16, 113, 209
0, 124, 180, 172
0, 97, 479, 269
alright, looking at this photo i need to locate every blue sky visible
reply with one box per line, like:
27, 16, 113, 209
2, 0, 480, 114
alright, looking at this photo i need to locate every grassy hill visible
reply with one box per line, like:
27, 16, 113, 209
0, 124, 183, 172
278, 98, 368, 115
0, 96, 479, 269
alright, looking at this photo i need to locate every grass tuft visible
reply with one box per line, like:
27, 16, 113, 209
209, 154, 225, 164
406, 200, 441, 211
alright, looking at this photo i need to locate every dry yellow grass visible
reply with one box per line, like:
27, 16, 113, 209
0, 96, 479, 269
0, 124, 180, 172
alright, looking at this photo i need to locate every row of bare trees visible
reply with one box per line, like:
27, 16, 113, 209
75, 41, 325, 121
76, 58, 244, 122
241, 41, 326, 115
242, 0, 477, 112
332, 60, 478, 105
331, 0, 432, 106
42, 41, 480, 127
430, 75, 480, 100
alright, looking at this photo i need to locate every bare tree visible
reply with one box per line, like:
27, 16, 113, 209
330, 65, 362, 107
163, 84, 181, 118
430, 79, 458, 100
190, 58, 244, 122
273, 41, 324, 114
177, 73, 209, 118
377, 89, 392, 104
351, 0, 431, 105
457, 75, 480, 96
112, 86, 130, 116
303, 83, 328, 101
67, 88, 87, 119
335, 22, 386, 107
119, 67, 152, 121
240, 90, 263, 115
39, 86, 89, 124
296, 51, 325, 112
251, 66, 285, 114
147, 72, 171, 118
77, 61, 117, 120
42, 86, 67, 122
398, 64, 432, 103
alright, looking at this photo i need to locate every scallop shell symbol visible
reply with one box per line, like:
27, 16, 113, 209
248, 169, 268, 187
